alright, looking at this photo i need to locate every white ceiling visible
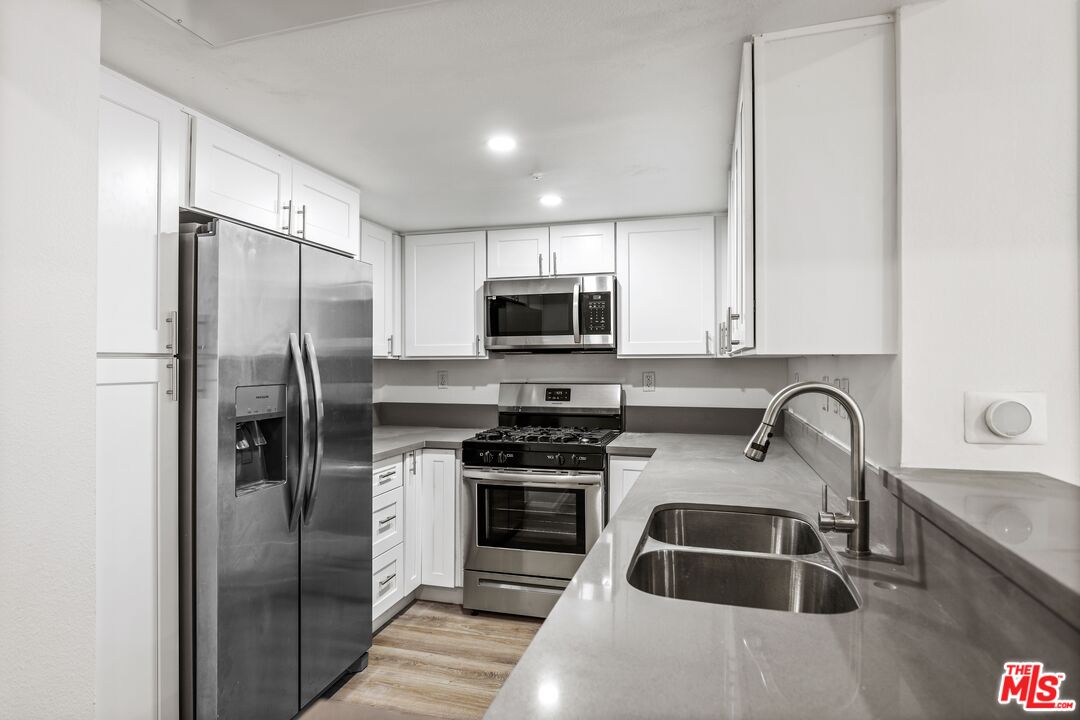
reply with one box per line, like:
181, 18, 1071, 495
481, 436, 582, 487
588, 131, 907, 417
101, 0, 920, 232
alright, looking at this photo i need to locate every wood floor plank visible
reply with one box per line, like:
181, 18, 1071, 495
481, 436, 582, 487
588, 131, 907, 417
325, 601, 541, 720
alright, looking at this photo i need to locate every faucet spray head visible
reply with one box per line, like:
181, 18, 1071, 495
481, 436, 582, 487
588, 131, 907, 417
744, 423, 773, 462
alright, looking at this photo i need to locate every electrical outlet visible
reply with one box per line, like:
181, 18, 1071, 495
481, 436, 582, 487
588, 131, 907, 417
794, 372, 800, 383
821, 377, 830, 411
643, 371, 656, 392
436, 369, 448, 389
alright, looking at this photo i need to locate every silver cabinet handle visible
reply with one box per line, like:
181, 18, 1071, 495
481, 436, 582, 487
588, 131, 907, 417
289, 333, 312, 530
165, 310, 177, 353
553, 251, 558, 275
296, 204, 307, 237
475, 334, 481, 357
282, 200, 293, 233
538, 253, 543, 276
387, 335, 393, 357
378, 514, 397, 525
165, 360, 177, 401
705, 329, 711, 355
377, 469, 396, 480
378, 573, 397, 587
571, 282, 581, 343
302, 333, 325, 524
410, 452, 416, 473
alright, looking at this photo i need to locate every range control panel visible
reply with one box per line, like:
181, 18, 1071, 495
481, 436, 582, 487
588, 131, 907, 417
582, 292, 612, 334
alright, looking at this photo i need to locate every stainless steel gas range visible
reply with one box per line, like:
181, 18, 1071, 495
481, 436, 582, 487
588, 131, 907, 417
461, 382, 623, 618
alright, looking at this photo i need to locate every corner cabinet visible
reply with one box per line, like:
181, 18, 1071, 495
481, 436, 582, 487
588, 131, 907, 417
361, 220, 401, 358
616, 216, 716, 356
746, 16, 898, 355
403, 231, 487, 358
189, 115, 360, 256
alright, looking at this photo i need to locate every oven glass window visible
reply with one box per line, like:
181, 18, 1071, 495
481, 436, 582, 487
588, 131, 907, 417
487, 293, 574, 337
477, 484, 586, 554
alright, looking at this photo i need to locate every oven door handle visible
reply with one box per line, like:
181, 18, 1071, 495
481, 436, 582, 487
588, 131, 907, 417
463, 469, 603, 487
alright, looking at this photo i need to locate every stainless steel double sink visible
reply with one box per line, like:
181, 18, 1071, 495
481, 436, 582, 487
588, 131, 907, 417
627, 505, 861, 614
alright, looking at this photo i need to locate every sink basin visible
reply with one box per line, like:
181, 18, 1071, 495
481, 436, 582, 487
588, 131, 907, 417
627, 549, 859, 614
647, 505, 823, 555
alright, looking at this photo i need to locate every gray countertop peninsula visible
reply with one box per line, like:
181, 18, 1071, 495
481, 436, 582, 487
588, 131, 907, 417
485, 432, 1078, 720
372, 425, 482, 462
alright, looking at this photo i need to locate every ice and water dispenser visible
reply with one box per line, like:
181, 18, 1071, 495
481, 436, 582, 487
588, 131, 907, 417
235, 385, 287, 496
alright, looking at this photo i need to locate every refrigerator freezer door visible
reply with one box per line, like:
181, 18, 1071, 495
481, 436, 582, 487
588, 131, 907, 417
299, 245, 373, 705
188, 220, 303, 720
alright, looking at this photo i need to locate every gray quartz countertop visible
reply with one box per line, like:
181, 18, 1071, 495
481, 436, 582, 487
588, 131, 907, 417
372, 425, 483, 462
486, 433, 1069, 720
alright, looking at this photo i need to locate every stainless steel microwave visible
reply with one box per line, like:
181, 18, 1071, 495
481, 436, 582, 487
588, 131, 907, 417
484, 274, 616, 352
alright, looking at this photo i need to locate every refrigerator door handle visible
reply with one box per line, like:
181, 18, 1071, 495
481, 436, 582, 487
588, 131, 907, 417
302, 332, 326, 524
289, 333, 312, 530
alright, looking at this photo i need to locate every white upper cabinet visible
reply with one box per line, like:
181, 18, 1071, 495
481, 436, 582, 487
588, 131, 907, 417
548, 222, 615, 275
616, 216, 716, 356
403, 231, 487, 358
190, 115, 291, 233
190, 115, 361, 256
487, 223, 615, 278
722, 42, 756, 356
290, 162, 360, 256
361, 220, 401, 358
487, 226, 550, 278
98, 70, 185, 355
751, 17, 897, 355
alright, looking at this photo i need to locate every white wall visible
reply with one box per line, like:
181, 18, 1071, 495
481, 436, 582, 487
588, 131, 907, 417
376, 355, 788, 408
896, 0, 1079, 484
0, 0, 101, 716
786, 356, 901, 467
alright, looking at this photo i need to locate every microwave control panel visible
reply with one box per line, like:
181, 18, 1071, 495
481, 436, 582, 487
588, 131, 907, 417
582, 292, 612, 334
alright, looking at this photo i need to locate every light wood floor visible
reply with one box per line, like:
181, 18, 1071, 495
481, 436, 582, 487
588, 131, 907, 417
320, 601, 542, 720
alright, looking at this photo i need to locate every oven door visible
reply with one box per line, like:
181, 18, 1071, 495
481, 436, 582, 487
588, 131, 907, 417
484, 277, 582, 350
464, 467, 603, 579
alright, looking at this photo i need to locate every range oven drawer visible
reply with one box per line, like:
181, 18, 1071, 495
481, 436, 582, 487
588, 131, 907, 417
463, 570, 569, 619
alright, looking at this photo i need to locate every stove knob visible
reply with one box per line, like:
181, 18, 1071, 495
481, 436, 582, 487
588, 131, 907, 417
555, 453, 565, 466
481, 451, 493, 464
497, 451, 508, 464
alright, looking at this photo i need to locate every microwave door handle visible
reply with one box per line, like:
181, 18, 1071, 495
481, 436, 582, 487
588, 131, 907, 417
572, 281, 581, 343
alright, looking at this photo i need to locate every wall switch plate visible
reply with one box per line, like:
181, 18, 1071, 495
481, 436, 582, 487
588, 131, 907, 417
963, 391, 1047, 445
643, 371, 656, 392
436, 370, 448, 389
794, 372, 800, 383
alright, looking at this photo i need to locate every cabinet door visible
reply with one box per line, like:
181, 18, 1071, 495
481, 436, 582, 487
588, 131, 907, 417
549, 222, 615, 275
753, 18, 896, 354
403, 232, 486, 358
616, 216, 716, 356
291, 163, 360, 256
361, 220, 396, 358
98, 71, 184, 355
487, 227, 550, 278
420, 449, 457, 588
96, 357, 179, 720
371, 487, 404, 559
402, 451, 422, 594
607, 456, 649, 519
190, 115, 291, 232
726, 42, 755, 354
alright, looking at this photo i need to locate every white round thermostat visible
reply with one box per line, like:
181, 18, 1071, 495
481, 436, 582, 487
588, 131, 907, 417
984, 400, 1033, 438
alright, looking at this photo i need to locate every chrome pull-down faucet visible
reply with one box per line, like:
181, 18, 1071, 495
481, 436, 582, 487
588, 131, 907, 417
744, 381, 870, 557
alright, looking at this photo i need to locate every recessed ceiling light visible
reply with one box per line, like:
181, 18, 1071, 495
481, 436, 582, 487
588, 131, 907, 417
486, 135, 517, 153
539, 194, 563, 207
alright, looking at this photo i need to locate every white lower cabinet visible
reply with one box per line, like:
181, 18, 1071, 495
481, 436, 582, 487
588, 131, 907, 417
372, 486, 404, 559
403, 451, 422, 594
371, 543, 405, 620
420, 448, 458, 588
96, 357, 178, 720
607, 456, 649, 519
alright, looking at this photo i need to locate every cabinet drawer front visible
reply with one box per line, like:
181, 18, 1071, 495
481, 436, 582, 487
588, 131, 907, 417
372, 459, 403, 496
372, 486, 404, 558
372, 544, 405, 620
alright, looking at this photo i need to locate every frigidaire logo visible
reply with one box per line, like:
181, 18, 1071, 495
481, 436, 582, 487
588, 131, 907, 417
998, 662, 1075, 712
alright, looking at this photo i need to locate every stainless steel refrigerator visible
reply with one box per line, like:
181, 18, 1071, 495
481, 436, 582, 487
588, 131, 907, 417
179, 216, 372, 720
